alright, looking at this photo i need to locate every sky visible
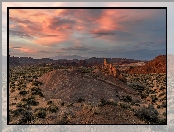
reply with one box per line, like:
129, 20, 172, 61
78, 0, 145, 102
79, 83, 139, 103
2, 2, 169, 60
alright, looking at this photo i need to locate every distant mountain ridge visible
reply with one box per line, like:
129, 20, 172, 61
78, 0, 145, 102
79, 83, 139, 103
50, 55, 89, 60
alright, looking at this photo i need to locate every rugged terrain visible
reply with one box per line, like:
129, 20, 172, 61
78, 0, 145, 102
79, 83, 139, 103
9, 55, 166, 124
126, 55, 166, 74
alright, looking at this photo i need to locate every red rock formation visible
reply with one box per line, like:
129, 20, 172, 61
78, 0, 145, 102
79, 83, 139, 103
103, 59, 120, 77
127, 55, 166, 74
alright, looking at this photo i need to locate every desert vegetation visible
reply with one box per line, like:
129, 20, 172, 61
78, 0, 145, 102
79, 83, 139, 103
9, 65, 56, 124
121, 73, 166, 123
9, 55, 166, 124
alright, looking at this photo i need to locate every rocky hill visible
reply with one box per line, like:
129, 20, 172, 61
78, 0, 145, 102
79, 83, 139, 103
37, 69, 137, 105
127, 55, 166, 74
35, 69, 148, 124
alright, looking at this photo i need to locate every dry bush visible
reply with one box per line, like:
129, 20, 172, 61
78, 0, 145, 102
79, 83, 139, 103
34, 108, 47, 119
47, 104, 59, 113
134, 105, 159, 124
18, 111, 34, 124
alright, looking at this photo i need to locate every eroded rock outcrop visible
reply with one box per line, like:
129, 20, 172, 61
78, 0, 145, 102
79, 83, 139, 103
103, 59, 120, 77
102, 59, 127, 83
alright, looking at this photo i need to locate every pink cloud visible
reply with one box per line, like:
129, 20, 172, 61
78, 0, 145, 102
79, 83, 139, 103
16, 47, 37, 53
9, 8, 165, 47
33, 36, 67, 46
9, 9, 74, 46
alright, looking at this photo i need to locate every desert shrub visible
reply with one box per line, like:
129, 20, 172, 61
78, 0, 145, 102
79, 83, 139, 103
19, 90, 28, 95
122, 95, 132, 102
23, 97, 39, 106
17, 101, 32, 110
25, 105, 32, 110
10, 81, 15, 84
11, 108, 25, 117
35, 108, 47, 119
99, 98, 107, 106
158, 92, 165, 97
134, 105, 159, 123
16, 102, 27, 108
106, 101, 117, 106
47, 100, 53, 105
135, 85, 145, 92
151, 95, 158, 103
28, 99, 39, 106
130, 101, 135, 105
99, 98, 117, 106
61, 102, 65, 106
161, 102, 166, 108
149, 90, 155, 94
21, 98, 28, 101
145, 89, 150, 94
78, 67, 91, 73
67, 103, 74, 107
163, 112, 166, 116
31, 87, 44, 97
17, 87, 22, 90
157, 105, 161, 109
141, 93, 147, 99
21, 84, 26, 87
77, 98, 85, 103
82, 69, 90, 73
92, 106, 100, 115
129, 66, 134, 70
120, 102, 130, 109
160, 86, 165, 90
48, 105, 59, 113
18, 111, 34, 124
32, 81, 42, 86
11, 103, 16, 105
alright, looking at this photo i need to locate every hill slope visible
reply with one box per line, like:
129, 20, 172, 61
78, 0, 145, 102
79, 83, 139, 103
37, 69, 148, 124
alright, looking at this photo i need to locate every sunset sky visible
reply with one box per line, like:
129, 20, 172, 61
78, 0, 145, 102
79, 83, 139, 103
6, 6, 166, 60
